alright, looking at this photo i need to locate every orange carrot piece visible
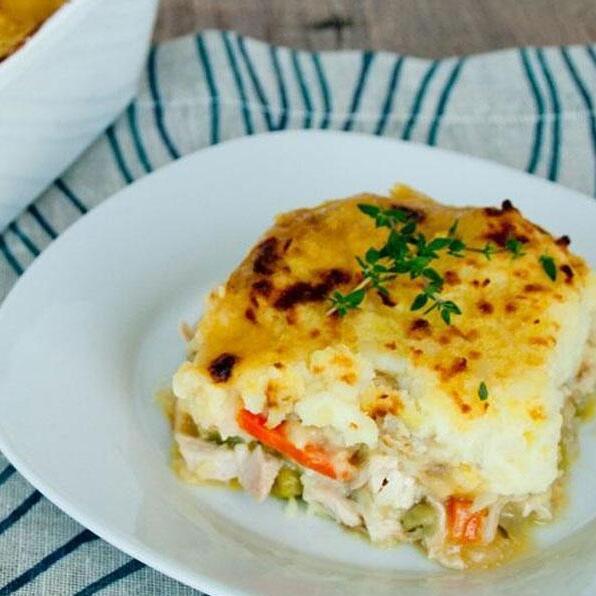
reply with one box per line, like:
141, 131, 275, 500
446, 497, 487, 544
237, 409, 338, 479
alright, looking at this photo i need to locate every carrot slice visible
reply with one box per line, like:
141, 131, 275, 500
446, 497, 487, 544
237, 409, 338, 479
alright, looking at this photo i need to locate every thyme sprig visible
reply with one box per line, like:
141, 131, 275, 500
328, 203, 545, 322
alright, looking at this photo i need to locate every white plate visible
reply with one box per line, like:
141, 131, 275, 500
0, 130, 595, 596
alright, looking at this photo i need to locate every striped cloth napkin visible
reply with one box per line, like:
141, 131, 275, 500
0, 30, 594, 595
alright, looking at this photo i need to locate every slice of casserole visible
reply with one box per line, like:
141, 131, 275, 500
169, 185, 596, 569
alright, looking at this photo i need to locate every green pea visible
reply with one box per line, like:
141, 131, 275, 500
401, 501, 437, 535
271, 467, 303, 499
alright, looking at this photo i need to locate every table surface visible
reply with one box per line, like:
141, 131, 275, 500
154, 0, 596, 58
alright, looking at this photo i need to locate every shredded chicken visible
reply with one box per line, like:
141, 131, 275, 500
357, 492, 405, 544
236, 445, 283, 502
176, 435, 281, 501
176, 434, 239, 482
301, 472, 361, 527
482, 500, 507, 543
366, 455, 422, 510
518, 493, 553, 521
424, 497, 464, 569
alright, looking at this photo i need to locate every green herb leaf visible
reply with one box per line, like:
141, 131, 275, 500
442, 300, 462, 315
347, 288, 366, 306
447, 219, 459, 237
438, 300, 461, 325
365, 248, 381, 264
478, 382, 489, 401
393, 261, 412, 274
357, 204, 380, 218
440, 308, 452, 325
401, 220, 417, 236
427, 237, 453, 252
330, 288, 366, 316
505, 238, 525, 259
539, 255, 557, 281
410, 293, 429, 311
408, 256, 433, 278
448, 238, 466, 257
422, 267, 443, 286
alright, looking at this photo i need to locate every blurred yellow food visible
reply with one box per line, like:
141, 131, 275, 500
0, 0, 65, 60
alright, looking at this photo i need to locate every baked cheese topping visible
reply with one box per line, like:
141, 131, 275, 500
170, 184, 596, 568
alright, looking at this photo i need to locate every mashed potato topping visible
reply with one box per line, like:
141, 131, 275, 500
169, 185, 596, 569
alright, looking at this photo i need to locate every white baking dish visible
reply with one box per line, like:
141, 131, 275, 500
0, 0, 159, 228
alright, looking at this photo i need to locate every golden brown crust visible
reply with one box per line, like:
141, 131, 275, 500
192, 185, 591, 422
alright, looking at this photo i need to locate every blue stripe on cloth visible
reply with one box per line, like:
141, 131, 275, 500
74, 559, 145, 595
236, 35, 274, 130
535, 48, 561, 181
236, 36, 289, 131
27, 205, 57, 239
519, 48, 545, 174
587, 45, 596, 65
291, 50, 313, 129
0, 464, 15, 488
342, 50, 375, 131
55, 179, 88, 214
147, 45, 181, 160
8, 222, 40, 257
0, 491, 42, 535
374, 56, 405, 136
0, 529, 98, 595
269, 45, 289, 130
196, 34, 220, 145
0, 236, 23, 275
401, 60, 441, 140
311, 53, 332, 129
105, 125, 134, 184
126, 102, 153, 174
560, 46, 596, 195
221, 31, 254, 135
427, 57, 466, 146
